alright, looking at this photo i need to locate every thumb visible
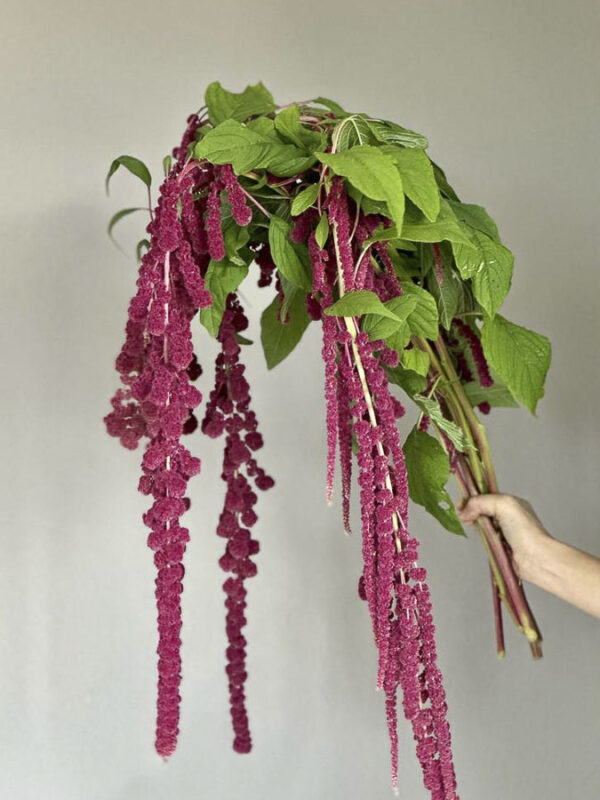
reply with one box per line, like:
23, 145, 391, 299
457, 493, 505, 524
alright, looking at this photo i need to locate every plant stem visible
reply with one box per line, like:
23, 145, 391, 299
416, 334, 542, 655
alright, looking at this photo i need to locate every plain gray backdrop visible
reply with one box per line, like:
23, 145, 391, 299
1, 1, 599, 798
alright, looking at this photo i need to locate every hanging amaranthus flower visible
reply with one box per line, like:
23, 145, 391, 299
202, 295, 273, 753
105, 82, 552, 796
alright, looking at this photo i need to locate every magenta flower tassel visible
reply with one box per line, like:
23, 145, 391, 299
309, 233, 338, 505
220, 164, 253, 227
105, 117, 219, 758
206, 178, 226, 261
202, 295, 273, 753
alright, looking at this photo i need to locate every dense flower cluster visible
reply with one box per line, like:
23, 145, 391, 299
306, 177, 459, 798
201, 296, 274, 753
105, 119, 217, 757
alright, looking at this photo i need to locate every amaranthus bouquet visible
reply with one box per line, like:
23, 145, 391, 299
104, 82, 551, 799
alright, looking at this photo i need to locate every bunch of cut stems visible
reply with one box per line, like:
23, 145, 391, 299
416, 335, 542, 659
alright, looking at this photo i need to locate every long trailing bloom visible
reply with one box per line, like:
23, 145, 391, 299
323, 179, 459, 799
201, 295, 274, 753
105, 119, 214, 757
309, 232, 339, 507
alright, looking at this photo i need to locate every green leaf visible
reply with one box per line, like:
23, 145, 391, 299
107, 207, 145, 241
413, 395, 473, 452
106, 155, 151, 194
223, 217, 250, 259
447, 200, 500, 241
268, 216, 312, 290
194, 119, 315, 177
325, 289, 402, 320
274, 104, 323, 152
403, 428, 465, 535
235, 333, 253, 346
291, 184, 319, 216
385, 322, 412, 354
462, 380, 518, 408
367, 119, 429, 149
481, 315, 551, 413
312, 96, 346, 115
386, 364, 427, 396
453, 230, 513, 317
200, 259, 248, 337
362, 223, 402, 248
316, 145, 405, 231
427, 261, 461, 330
260, 289, 311, 369
385, 294, 419, 320
402, 348, 430, 377
245, 116, 283, 142
335, 116, 376, 150
194, 120, 271, 173
315, 213, 329, 249
400, 282, 439, 339
205, 81, 276, 125
387, 147, 440, 222
401, 200, 471, 245
362, 295, 417, 348
136, 239, 150, 261
431, 162, 460, 201
162, 155, 172, 177
362, 313, 407, 342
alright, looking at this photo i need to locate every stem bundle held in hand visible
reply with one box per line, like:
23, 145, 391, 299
104, 82, 551, 797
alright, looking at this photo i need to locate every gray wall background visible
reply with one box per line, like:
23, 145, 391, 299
1, 1, 599, 798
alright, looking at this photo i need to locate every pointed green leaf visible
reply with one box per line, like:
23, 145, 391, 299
413, 395, 473, 452
106, 156, 151, 194
136, 239, 150, 261
325, 289, 402, 320
200, 259, 248, 337
107, 207, 145, 241
462, 380, 518, 408
481, 315, 551, 413
316, 145, 405, 231
315, 213, 329, 249
268, 216, 312, 290
274, 104, 323, 152
402, 348, 430, 377
453, 230, 513, 317
205, 81, 276, 125
388, 147, 440, 222
447, 200, 500, 241
367, 119, 429, 149
386, 364, 427, 396
260, 289, 311, 369
400, 282, 439, 339
312, 96, 346, 115
431, 162, 460, 201
403, 428, 465, 535
401, 200, 471, 245
428, 261, 461, 330
291, 184, 319, 216
194, 119, 315, 177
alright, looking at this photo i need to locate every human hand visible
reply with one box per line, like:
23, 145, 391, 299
457, 494, 553, 583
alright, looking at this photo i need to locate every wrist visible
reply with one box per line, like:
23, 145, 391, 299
518, 534, 563, 588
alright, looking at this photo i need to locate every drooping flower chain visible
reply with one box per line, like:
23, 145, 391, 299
201, 295, 274, 753
104, 118, 271, 756
306, 177, 458, 798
